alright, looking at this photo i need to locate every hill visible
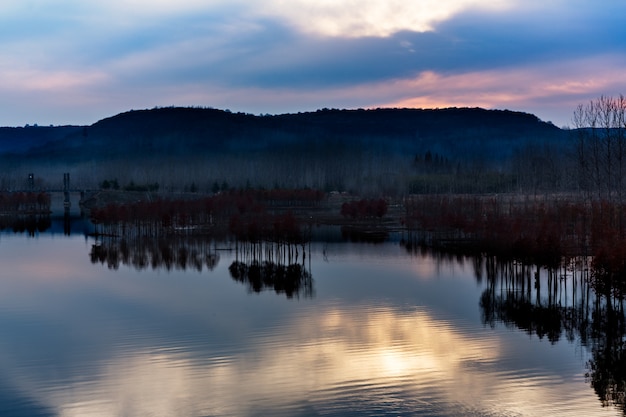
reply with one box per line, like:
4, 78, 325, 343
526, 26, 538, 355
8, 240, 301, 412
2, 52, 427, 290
3, 106, 563, 159
0, 107, 569, 194
0, 125, 82, 154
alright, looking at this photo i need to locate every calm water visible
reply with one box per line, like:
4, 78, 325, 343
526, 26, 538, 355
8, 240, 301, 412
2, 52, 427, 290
0, 219, 622, 416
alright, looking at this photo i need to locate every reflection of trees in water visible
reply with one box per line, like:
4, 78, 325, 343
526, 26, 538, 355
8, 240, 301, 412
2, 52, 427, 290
478, 256, 594, 343
228, 241, 313, 299
478, 255, 626, 414
90, 236, 220, 272
402, 235, 626, 414
586, 266, 626, 413
229, 261, 313, 299
89, 234, 314, 297
0, 214, 51, 236
587, 303, 626, 412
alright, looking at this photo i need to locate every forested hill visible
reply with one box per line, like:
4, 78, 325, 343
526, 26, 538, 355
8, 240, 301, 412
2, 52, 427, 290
0, 125, 82, 154
2, 106, 564, 162
0, 107, 572, 194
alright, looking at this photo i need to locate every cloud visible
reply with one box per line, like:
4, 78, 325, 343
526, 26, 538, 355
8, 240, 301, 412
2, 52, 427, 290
374, 55, 626, 125
173, 54, 625, 126
257, 0, 513, 37
2, 53, 625, 127
73, 0, 625, 94
3, 68, 110, 92
0, 0, 625, 126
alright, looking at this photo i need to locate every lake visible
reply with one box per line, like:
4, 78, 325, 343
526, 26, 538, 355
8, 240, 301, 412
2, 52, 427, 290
0, 216, 622, 417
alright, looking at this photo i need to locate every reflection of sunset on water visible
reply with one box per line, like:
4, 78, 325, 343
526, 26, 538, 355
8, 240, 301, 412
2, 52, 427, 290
0, 236, 620, 416
17, 306, 606, 417
408, 254, 442, 281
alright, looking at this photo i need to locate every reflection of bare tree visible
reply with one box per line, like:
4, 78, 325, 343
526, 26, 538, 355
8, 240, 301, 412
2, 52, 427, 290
90, 236, 220, 272
229, 261, 313, 299
228, 241, 313, 299
0, 214, 51, 236
479, 257, 593, 343
585, 279, 626, 414
477, 254, 626, 414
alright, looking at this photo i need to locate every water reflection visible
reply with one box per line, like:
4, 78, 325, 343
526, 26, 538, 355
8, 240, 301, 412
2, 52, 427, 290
402, 234, 626, 415
478, 257, 591, 343
229, 261, 313, 298
17, 307, 502, 416
2, 233, 624, 416
89, 236, 317, 299
476, 255, 626, 414
229, 241, 313, 298
90, 236, 220, 272
586, 295, 626, 412
18, 305, 610, 417
0, 214, 51, 236
63, 209, 71, 236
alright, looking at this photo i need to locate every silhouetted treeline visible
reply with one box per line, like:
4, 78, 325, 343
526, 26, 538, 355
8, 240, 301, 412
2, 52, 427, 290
0, 106, 567, 195
3, 102, 626, 197
0, 192, 51, 213
31, 107, 559, 161
404, 195, 626, 272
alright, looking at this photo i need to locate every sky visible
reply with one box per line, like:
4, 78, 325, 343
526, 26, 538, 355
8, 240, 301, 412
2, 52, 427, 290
1, 0, 625, 128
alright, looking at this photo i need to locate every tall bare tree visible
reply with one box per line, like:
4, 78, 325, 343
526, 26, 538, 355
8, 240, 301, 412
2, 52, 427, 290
573, 95, 626, 201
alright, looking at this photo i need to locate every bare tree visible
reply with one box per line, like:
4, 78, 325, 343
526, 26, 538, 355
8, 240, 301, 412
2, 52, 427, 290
573, 95, 626, 201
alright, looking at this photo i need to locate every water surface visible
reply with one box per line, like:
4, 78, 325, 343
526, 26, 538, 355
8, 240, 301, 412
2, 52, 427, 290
0, 228, 621, 416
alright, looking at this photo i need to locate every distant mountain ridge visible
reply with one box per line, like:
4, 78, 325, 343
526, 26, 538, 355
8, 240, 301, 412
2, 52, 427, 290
0, 106, 565, 162
0, 125, 82, 154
